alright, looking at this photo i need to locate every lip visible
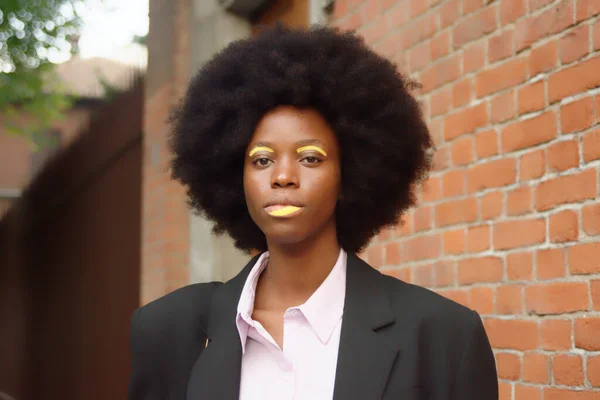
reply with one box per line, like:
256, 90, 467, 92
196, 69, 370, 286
264, 199, 304, 208
264, 204, 305, 217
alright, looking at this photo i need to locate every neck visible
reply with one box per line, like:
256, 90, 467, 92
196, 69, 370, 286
256, 227, 341, 311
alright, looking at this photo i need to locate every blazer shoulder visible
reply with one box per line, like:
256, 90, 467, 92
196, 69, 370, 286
134, 281, 223, 343
380, 273, 477, 326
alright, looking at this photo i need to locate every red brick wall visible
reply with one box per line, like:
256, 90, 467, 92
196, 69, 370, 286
332, 0, 600, 397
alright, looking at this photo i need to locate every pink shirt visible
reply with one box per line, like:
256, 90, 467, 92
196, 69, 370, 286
235, 249, 347, 400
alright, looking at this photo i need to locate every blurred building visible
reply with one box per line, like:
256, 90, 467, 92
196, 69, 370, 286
0, 48, 146, 219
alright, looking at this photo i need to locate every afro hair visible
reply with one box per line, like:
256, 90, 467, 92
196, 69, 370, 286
169, 24, 433, 254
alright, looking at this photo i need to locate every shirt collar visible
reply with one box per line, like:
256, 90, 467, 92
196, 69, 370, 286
235, 248, 347, 351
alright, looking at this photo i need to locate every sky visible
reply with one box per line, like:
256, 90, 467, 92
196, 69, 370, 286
76, 0, 149, 63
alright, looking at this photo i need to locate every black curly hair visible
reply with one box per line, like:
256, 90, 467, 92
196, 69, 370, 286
169, 24, 433, 254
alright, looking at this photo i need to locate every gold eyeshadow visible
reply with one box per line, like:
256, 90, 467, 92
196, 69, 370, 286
248, 146, 275, 157
296, 145, 327, 156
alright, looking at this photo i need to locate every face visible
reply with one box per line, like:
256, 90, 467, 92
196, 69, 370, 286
243, 106, 341, 247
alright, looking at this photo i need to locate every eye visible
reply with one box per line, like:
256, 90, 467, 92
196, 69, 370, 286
253, 157, 272, 167
301, 156, 322, 165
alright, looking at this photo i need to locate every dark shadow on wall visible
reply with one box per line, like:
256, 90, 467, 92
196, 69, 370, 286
0, 77, 144, 400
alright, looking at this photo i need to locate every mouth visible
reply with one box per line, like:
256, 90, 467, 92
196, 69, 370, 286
264, 205, 304, 217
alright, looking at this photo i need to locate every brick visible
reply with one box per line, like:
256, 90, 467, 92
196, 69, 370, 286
559, 25, 590, 64
577, 0, 600, 22
475, 129, 498, 159
517, 80, 546, 115
432, 146, 450, 171
515, 385, 541, 400
430, 31, 450, 61
380, 267, 411, 282
484, 318, 540, 350
515, 1, 576, 51
480, 191, 503, 220
451, 136, 473, 166
537, 248, 566, 280
497, 284, 523, 314
452, 78, 472, 108
541, 319, 572, 350
545, 389, 600, 400
574, 317, 600, 350
583, 129, 600, 162
523, 352, 550, 383
548, 140, 579, 172
458, 256, 503, 284
412, 263, 435, 287
549, 209, 579, 243
359, 16, 387, 44
440, 0, 461, 29
394, 214, 412, 236
439, 289, 469, 307
421, 176, 442, 203
497, 352, 521, 380
385, 1, 410, 30
402, 234, 442, 262
529, 41, 558, 76
489, 29, 514, 63
430, 86, 452, 117
467, 158, 516, 193
413, 205, 432, 232
502, 111, 557, 153
553, 354, 584, 386
476, 58, 528, 98
519, 148, 546, 181
507, 251, 533, 281
526, 282, 589, 315
443, 228, 466, 255
582, 203, 600, 235
410, 40, 432, 73
467, 224, 490, 253
589, 355, 600, 387
506, 185, 532, 216
470, 286, 494, 315
529, 0, 552, 11
444, 103, 488, 140
535, 169, 597, 211
385, 242, 402, 265
494, 218, 545, 250
500, 0, 526, 25
367, 245, 385, 267
410, 0, 428, 17
463, 42, 485, 73
569, 242, 600, 275
442, 170, 466, 198
561, 97, 595, 134
498, 382, 511, 400
593, 280, 600, 311
378, 228, 392, 242
433, 260, 455, 287
595, 19, 600, 51
491, 90, 516, 123
462, 0, 484, 14
421, 53, 462, 92
453, 6, 498, 49
549, 56, 600, 104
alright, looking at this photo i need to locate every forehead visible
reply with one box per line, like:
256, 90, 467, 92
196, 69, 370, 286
250, 106, 337, 147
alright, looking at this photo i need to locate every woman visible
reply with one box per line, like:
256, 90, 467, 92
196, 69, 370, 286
128, 25, 498, 400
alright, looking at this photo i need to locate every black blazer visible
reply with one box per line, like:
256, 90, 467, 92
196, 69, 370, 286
128, 253, 498, 400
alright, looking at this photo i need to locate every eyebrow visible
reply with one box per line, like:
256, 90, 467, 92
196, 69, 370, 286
248, 144, 275, 157
248, 139, 328, 156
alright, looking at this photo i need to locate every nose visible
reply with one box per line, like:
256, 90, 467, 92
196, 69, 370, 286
271, 158, 299, 188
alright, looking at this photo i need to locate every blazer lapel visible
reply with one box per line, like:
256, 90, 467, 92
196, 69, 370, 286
332, 254, 399, 400
186, 254, 260, 400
